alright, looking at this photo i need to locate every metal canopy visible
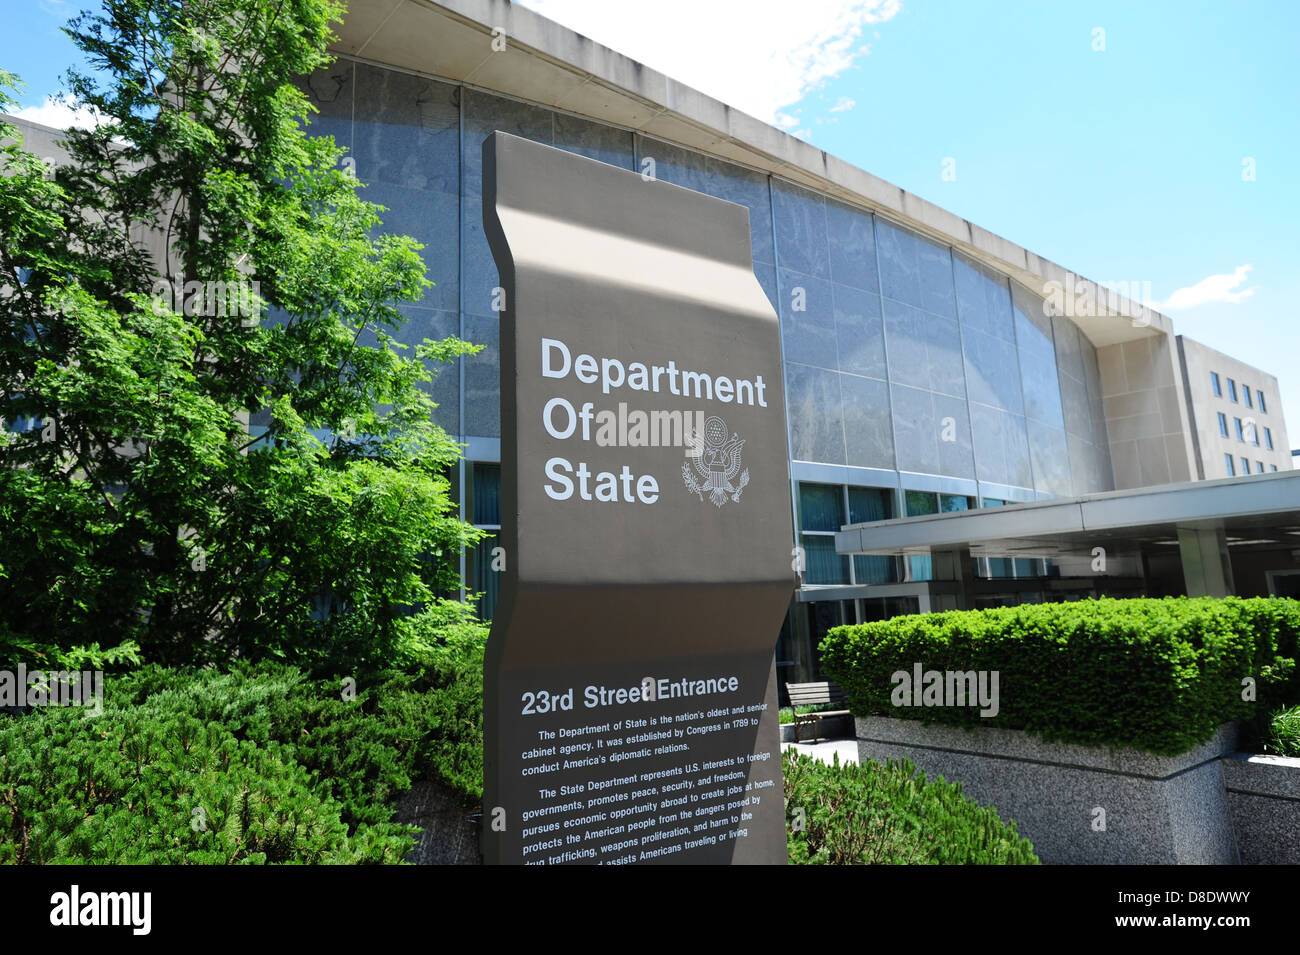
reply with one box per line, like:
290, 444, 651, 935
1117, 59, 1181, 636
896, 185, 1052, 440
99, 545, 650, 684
835, 471, 1300, 559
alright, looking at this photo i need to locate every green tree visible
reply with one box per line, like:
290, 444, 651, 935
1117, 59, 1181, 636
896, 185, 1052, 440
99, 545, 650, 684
0, 0, 483, 673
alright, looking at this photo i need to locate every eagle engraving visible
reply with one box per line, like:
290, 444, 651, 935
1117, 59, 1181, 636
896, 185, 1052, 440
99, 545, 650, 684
682, 415, 750, 507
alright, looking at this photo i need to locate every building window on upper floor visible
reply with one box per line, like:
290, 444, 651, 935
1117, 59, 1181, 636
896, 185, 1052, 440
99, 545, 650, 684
1217, 412, 1228, 437
1235, 417, 1244, 441
1250, 421, 1259, 446
848, 486, 895, 524
1244, 385, 1253, 408
848, 486, 899, 586
941, 493, 973, 512
1241, 456, 1250, 475
1272, 465, 1278, 472
900, 491, 975, 582
1228, 378, 1238, 402
1256, 460, 1264, 473
798, 482, 902, 587
799, 482, 845, 532
1260, 392, 1268, 414
1225, 454, 1235, 476
1211, 372, 1221, 397
1266, 427, 1274, 450
467, 462, 502, 620
797, 482, 849, 586
802, 535, 850, 585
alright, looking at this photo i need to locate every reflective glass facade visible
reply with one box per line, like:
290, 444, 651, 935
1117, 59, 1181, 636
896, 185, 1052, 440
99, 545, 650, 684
298, 59, 1118, 624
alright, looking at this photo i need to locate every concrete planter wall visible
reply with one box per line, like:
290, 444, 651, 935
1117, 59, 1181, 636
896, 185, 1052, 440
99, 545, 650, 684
856, 716, 1240, 864
1221, 753, 1300, 864
780, 715, 853, 743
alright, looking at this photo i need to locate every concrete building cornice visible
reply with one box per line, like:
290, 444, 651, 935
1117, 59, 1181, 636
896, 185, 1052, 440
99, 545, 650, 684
331, 0, 1169, 348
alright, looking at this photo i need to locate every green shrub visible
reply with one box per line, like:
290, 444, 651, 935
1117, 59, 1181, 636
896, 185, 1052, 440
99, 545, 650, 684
0, 624, 486, 864
783, 750, 1038, 865
1266, 704, 1300, 758
0, 688, 411, 864
819, 597, 1300, 756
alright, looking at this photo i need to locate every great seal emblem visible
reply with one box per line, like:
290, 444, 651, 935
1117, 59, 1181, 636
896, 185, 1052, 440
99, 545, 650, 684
682, 415, 750, 507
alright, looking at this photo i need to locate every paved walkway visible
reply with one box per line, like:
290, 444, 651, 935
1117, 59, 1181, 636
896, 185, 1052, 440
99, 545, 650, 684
781, 736, 858, 766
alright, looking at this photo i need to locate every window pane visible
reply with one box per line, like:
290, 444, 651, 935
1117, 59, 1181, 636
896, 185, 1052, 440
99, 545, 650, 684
842, 374, 896, 469
1211, 372, 1221, 396
875, 219, 956, 317
848, 487, 894, 524
854, 554, 898, 585
940, 493, 971, 512
799, 483, 845, 531
970, 404, 1033, 488
1229, 379, 1238, 401
1257, 461, 1264, 473
780, 270, 836, 369
1242, 456, 1250, 474
890, 384, 974, 477
472, 462, 501, 525
463, 313, 500, 436
954, 252, 1015, 342
772, 181, 829, 279
905, 490, 938, 516
884, 298, 966, 397
1260, 393, 1268, 413
802, 534, 849, 584
986, 557, 1014, 578
1266, 427, 1274, 450
1217, 412, 1228, 437
1225, 453, 1235, 476
469, 532, 501, 621
962, 324, 1023, 414
1244, 385, 1252, 408
826, 200, 880, 293
786, 363, 845, 464
833, 284, 886, 378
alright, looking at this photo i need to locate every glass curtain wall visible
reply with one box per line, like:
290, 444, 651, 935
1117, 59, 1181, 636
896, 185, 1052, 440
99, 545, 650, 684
296, 57, 1119, 622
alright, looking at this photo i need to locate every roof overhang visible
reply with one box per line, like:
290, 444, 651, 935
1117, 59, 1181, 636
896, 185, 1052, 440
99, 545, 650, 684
835, 471, 1300, 559
331, 0, 1165, 348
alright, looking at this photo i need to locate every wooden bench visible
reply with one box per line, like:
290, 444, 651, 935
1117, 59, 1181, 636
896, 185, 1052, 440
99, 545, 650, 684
785, 681, 851, 743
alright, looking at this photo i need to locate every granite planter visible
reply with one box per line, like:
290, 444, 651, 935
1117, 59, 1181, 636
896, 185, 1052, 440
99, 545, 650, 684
780, 714, 853, 743
1221, 753, 1300, 864
856, 716, 1240, 865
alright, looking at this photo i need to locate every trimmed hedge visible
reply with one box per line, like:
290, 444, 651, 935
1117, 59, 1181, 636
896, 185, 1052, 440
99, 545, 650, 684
783, 750, 1039, 865
0, 627, 485, 864
819, 597, 1300, 756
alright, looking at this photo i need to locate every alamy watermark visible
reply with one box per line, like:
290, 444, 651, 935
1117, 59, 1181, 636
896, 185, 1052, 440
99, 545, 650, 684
0, 666, 103, 716
50, 885, 150, 935
890, 663, 999, 717
1042, 275, 1152, 326
151, 278, 261, 322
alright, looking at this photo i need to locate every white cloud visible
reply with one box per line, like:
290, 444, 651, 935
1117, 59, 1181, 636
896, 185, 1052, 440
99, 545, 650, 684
1156, 265, 1257, 311
830, 96, 857, 112
13, 96, 104, 131
517, 0, 900, 126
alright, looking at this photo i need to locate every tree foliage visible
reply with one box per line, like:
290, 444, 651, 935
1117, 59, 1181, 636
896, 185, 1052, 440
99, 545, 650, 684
0, 1, 483, 672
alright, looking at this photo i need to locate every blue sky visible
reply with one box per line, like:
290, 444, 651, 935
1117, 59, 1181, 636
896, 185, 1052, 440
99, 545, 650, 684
5, 0, 1299, 443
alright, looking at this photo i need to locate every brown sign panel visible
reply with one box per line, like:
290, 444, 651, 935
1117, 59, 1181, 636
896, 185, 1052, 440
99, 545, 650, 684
481, 131, 795, 865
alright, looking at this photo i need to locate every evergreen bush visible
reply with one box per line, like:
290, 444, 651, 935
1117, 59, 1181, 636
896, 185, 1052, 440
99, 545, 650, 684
819, 596, 1300, 755
783, 749, 1039, 865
